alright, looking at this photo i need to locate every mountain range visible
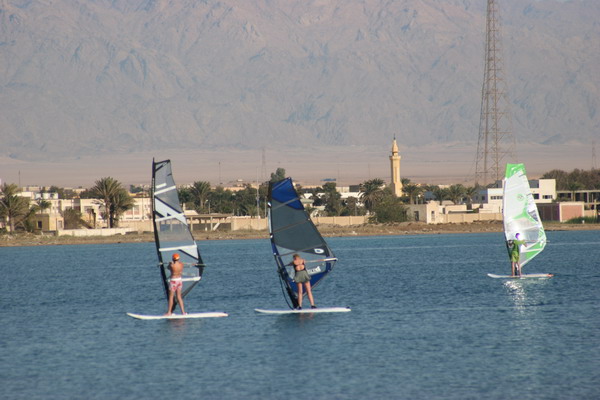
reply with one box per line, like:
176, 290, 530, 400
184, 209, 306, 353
0, 0, 598, 164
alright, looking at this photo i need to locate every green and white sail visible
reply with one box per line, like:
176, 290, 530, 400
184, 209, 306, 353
502, 163, 546, 268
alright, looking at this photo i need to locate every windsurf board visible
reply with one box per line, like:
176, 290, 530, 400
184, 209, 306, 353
127, 312, 228, 320
487, 273, 553, 279
254, 307, 351, 314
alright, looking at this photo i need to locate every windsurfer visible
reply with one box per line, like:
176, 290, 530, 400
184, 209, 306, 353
292, 254, 316, 309
165, 253, 187, 315
508, 233, 526, 277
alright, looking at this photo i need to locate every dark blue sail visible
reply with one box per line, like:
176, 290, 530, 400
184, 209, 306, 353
152, 159, 204, 303
268, 178, 337, 309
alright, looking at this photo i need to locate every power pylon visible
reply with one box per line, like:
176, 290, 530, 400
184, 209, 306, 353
475, 0, 516, 186
593, 140, 597, 170
261, 147, 267, 182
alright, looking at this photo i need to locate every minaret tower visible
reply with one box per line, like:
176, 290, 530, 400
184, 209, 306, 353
389, 137, 402, 197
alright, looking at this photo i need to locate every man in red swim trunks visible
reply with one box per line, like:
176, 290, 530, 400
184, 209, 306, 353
165, 253, 187, 315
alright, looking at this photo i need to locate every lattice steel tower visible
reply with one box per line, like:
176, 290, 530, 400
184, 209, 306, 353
475, 0, 516, 185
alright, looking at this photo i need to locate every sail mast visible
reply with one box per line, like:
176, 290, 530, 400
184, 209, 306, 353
151, 159, 170, 298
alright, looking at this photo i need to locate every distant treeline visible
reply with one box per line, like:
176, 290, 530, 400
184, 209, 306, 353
541, 168, 600, 191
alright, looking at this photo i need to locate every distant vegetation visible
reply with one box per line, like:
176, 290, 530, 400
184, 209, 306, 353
0, 177, 134, 232
564, 217, 599, 224
89, 177, 135, 228
541, 168, 600, 191
0, 183, 35, 232
4, 167, 599, 234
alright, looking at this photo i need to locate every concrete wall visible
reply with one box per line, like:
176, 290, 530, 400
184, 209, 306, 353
313, 216, 368, 226
229, 216, 369, 231
118, 220, 153, 232
584, 209, 597, 219
537, 202, 585, 222
437, 213, 502, 224
537, 204, 560, 221
230, 218, 268, 231
57, 228, 136, 237
560, 203, 584, 221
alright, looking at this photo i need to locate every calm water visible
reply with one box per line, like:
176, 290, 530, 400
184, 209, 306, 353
1, 231, 599, 399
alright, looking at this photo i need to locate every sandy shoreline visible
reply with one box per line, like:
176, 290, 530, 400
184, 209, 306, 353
1, 221, 598, 247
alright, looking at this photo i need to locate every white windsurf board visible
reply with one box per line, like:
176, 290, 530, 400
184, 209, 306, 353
254, 307, 351, 314
127, 312, 228, 320
487, 273, 553, 279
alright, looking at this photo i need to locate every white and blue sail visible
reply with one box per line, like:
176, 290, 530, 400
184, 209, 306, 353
268, 177, 337, 309
152, 159, 204, 301
502, 163, 547, 269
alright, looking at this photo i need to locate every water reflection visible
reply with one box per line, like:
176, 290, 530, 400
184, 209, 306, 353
503, 280, 527, 311
162, 318, 190, 335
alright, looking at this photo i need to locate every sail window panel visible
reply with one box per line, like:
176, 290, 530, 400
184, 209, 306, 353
154, 163, 183, 211
156, 189, 183, 214
158, 245, 199, 263
270, 200, 308, 232
273, 223, 326, 255
156, 220, 191, 242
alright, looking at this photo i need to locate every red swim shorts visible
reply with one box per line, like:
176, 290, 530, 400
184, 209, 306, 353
169, 279, 183, 291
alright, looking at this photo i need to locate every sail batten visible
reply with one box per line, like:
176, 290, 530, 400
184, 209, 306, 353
152, 159, 205, 300
268, 177, 336, 309
154, 185, 177, 195
159, 244, 198, 253
271, 198, 305, 210
502, 163, 546, 270
155, 214, 186, 223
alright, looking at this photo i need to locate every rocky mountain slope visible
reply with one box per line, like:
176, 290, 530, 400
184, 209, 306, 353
0, 0, 598, 161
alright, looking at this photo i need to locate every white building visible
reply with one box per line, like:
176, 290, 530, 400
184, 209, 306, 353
473, 179, 556, 213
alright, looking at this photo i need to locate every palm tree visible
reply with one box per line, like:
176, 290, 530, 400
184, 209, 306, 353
0, 183, 30, 232
111, 189, 135, 227
567, 181, 583, 201
239, 203, 258, 217
270, 167, 286, 183
62, 208, 84, 229
91, 177, 124, 228
359, 178, 385, 212
464, 186, 479, 210
319, 182, 342, 216
23, 203, 42, 232
403, 183, 424, 204
447, 184, 467, 205
341, 196, 363, 216
36, 198, 52, 214
431, 186, 449, 203
189, 181, 212, 212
